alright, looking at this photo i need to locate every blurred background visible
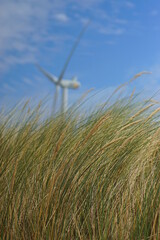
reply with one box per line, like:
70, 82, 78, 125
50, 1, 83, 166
0, 0, 160, 111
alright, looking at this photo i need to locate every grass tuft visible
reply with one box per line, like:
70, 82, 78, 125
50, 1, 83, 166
0, 90, 160, 239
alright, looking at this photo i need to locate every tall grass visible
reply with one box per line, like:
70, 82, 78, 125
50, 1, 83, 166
0, 91, 160, 239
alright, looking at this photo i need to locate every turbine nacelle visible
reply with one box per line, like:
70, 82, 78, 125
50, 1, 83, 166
60, 77, 80, 89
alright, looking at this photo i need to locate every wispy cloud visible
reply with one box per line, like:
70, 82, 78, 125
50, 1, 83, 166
0, 0, 52, 72
106, 40, 116, 45
23, 78, 34, 86
0, 53, 36, 72
3, 83, 16, 92
71, 0, 104, 9
114, 18, 128, 25
150, 10, 159, 16
125, 1, 135, 9
0, 0, 135, 74
54, 13, 69, 23
99, 26, 125, 35
0, 0, 105, 72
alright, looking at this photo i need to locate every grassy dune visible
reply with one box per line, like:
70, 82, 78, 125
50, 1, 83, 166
0, 92, 160, 239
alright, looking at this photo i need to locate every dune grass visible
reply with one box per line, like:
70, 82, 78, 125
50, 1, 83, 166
0, 91, 160, 239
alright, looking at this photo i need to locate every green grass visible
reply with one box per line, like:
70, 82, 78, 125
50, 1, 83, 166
0, 90, 160, 239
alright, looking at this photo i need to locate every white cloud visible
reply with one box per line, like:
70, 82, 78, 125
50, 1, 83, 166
23, 78, 34, 86
99, 26, 125, 35
0, 0, 106, 72
0, 0, 134, 74
0, 53, 36, 72
0, 0, 52, 71
106, 40, 116, 45
54, 13, 69, 23
150, 10, 158, 16
3, 83, 16, 92
71, 0, 104, 9
114, 18, 128, 25
79, 17, 91, 25
125, 1, 135, 9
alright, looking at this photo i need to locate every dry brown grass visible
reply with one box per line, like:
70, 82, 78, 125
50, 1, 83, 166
0, 90, 160, 239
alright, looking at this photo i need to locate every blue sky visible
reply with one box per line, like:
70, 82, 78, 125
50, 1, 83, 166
0, 0, 160, 110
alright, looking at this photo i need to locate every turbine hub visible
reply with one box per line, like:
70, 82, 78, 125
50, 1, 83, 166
73, 82, 80, 89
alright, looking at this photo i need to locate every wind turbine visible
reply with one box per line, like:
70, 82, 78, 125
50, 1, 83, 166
37, 22, 89, 114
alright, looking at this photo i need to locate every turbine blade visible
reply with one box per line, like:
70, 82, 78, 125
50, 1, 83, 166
36, 64, 57, 84
58, 21, 90, 83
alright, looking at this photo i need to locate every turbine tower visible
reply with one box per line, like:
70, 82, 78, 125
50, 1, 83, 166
37, 22, 89, 114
